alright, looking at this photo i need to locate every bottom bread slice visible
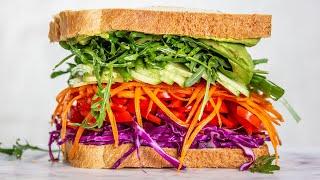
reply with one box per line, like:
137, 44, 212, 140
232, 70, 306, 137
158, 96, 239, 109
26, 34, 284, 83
64, 142, 269, 169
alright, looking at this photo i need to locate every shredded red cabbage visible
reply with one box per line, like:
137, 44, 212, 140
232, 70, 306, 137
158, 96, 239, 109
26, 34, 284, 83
49, 113, 266, 170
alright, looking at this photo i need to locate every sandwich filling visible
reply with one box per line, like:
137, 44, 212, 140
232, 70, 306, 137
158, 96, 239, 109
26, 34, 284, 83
50, 31, 287, 170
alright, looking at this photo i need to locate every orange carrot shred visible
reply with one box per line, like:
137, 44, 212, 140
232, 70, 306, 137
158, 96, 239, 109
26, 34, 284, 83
142, 87, 189, 128
60, 95, 82, 150
168, 91, 190, 101
135, 87, 143, 127
185, 90, 205, 123
68, 126, 84, 160
147, 88, 159, 116
239, 100, 280, 161
106, 106, 119, 147
209, 98, 222, 127
179, 98, 222, 170
186, 85, 202, 106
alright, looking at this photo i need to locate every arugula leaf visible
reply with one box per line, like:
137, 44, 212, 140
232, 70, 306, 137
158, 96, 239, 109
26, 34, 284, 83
250, 154, 280, 174
53, 54, 75, 69
0, 139, 48, 159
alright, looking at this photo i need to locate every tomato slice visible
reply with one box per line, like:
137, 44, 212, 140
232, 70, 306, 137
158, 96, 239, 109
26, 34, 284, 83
114, 110, 133, 122
168, 99, 183, 108
236, 106, 261, 129
209, 116, 219, 126
235, 116, 257, 135
172, 110, 187, 121
157, 91, 171, 99
140, 111, 161, 124
77, 98, 91, 117
112, 97, 128, 105
127, 99, 135, 114
204, 99, 228, 113
221, 115, 238, 128
111, 103, 127, 112
69, 106, 84, 123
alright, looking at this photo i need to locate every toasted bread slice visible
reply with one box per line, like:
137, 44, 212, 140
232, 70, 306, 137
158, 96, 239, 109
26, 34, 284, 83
64, 142, 269, 169
49, 8, 271, 42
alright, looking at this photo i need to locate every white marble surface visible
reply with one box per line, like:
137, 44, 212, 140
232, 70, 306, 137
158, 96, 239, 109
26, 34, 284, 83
0, 149, 319, 180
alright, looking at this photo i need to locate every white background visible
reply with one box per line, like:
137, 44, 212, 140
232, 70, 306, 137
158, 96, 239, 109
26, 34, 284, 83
0, 0, 319, 151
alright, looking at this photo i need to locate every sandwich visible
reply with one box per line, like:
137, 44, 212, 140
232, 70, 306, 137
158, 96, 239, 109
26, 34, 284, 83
48, 8, 298, 171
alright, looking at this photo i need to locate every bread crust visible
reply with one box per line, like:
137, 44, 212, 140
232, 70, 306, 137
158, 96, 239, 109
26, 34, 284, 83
64, 142, 269, 169
49, 8, 271, 42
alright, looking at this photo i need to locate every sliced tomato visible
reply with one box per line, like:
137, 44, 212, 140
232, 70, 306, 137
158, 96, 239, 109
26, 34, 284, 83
175, 105, 192, 113
69, 106, 84, 123
204, 99, 228, 113
114, 110, 133, 122
157, 91, 171, 99
112, 97, 128, 105
139, 98, 150, 110
236, 106, 261, 129
221, 115, 238, 128
111, 103, 127, 112
219, 101, 228, 113
168, 99, 183, 108
209, 116, 219, 126
172, 110, 187, 121
140, 111, 161, 124
127, 99, 135, 114
235, 116, 257, 135
204, 102, 214, 112
77, 98, 91, 117
201, 112, 209, 121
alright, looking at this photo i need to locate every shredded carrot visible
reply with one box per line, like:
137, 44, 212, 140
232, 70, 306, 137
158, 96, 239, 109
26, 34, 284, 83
56, 87, 71, 103
186, 85, 202, 106
263, 104, 283, 122
209, 98, 222, 127
135, 87, 143, 127
145, 113, 161, 125
117, 90, 133, 98
142, 87, 189, 128
168, 91, 190, 101
68, 126, 84, 160
116, 90, 146, 99
185, 90, 205, 123
61, 95, 82, 139
106, 106, 119, 147
178, 98, 222, 170
147, 88, 159, 116
110, 82, 144, 97
239, 100, 280, 162
60, 95, 82, 150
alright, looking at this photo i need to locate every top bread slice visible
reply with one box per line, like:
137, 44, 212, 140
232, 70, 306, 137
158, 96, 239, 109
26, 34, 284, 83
49, 8, 271, 42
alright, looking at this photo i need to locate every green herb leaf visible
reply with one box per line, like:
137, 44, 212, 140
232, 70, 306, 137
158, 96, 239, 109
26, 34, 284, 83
0, 139, 49, 159
53, 54, 74, 69
249, 154, 280, 174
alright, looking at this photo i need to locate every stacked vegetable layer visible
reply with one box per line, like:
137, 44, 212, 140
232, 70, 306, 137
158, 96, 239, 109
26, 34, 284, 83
50, 31, 285, 170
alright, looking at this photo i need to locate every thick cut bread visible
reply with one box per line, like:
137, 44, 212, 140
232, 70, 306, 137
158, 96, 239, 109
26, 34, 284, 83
64, 142, 269, 169
49, 8, 271, 42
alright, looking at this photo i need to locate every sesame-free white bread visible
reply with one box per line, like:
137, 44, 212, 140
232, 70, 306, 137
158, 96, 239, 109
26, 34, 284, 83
49, 8, 271, 42
64, 142, 269, 169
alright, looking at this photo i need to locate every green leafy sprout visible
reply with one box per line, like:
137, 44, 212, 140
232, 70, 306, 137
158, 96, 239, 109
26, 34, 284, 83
0, 139, 48, 159
250, 154, 280, 174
